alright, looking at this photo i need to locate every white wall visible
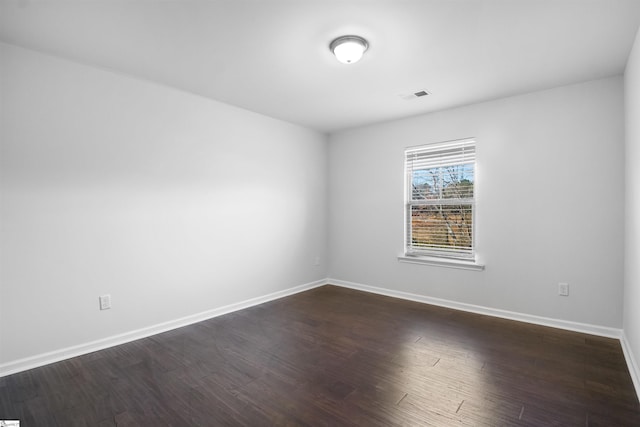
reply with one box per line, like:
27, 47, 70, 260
328, 77, 625, 328
0, 43, 328, 365
624, 28, 640, 380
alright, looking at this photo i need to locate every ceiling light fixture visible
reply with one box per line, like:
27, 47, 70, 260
330, 35, 368, 64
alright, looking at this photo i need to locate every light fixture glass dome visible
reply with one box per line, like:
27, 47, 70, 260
330, 35, 368, 64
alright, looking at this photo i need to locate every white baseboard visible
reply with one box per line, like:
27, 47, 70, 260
621, 332, 640, 400
328, 278, 623, 339
0, 279, 327, 378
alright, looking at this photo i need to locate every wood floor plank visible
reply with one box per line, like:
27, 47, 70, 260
2, 285, 639, 425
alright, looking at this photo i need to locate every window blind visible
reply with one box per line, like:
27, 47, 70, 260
405, 139, 475, 170
405, 138, 476, 260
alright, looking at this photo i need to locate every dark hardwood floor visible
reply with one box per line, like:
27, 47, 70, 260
1, 285, 639, 426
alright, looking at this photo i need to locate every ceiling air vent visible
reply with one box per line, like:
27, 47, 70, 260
398, 89, 431, 101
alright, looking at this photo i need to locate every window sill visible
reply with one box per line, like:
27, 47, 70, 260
397, 255, 485, 271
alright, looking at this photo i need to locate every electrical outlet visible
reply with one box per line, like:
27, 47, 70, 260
558, 283, 569, 296
314, 256, 321, 266
99, 294, 111, 310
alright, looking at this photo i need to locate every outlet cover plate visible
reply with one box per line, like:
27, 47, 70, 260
558, 283, 569, 296
99, 294, 111, 310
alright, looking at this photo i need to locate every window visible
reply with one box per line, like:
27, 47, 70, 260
404, 138, 476, 261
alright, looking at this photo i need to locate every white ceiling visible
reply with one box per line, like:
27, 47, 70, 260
1, 0, 639, 133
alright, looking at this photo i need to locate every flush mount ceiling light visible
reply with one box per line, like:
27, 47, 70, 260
330, 35, 368, 64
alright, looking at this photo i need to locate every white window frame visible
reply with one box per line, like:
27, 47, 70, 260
399, 138, 484, 270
